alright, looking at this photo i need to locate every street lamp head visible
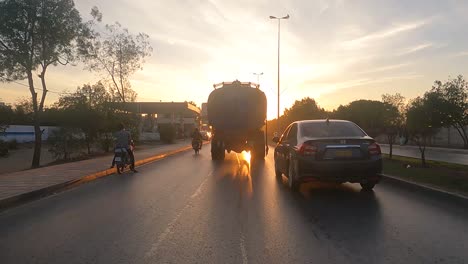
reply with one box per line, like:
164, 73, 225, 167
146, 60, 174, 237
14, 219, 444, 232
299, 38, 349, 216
269, 15, 277, 19
282, 14, 290, 19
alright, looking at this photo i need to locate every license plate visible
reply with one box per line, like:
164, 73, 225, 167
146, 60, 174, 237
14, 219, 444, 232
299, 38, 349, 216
335, 150, 353, 157
114, 157, 122, 162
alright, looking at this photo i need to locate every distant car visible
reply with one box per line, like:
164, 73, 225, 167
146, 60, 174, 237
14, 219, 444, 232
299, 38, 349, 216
273, 119, 382, 191
200, 131, 212, 141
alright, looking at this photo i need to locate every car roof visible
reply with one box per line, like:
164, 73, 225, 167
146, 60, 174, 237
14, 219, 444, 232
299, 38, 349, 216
292, 119, 354, 125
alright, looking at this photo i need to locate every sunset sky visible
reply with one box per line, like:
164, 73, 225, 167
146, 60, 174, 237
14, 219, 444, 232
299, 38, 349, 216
2, 0, 468, 119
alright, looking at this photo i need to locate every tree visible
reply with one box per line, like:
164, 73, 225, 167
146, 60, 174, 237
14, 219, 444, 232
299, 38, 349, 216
381, 93, 406, 159
431, 75, 468, 148
54, 82, 111, 154
0, 0, 85, 167
52, 82, 141, 153
0, 104, 14, 132
406, 93, 444, 167
12, 98, 34, 125
283, 97, 327, 124
267, 97, 326, 139
78, 7, 153, 102
332, 100, 389, 137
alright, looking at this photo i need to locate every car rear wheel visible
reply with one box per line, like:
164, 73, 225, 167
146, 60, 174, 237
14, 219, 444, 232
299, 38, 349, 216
288, 159, 300, 192
274, 160, 282, 180
360, 182, 376, 191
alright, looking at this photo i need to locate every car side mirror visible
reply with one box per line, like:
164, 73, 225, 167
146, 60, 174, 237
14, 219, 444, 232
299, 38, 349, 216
272, 136, 279, 143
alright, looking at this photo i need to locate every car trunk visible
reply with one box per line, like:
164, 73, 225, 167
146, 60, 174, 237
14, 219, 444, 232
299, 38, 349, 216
302, 138, 375, 161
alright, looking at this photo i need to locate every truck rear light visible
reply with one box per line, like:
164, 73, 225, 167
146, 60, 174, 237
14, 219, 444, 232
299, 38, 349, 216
368, 143, 381, 155
299, 144, 317, 156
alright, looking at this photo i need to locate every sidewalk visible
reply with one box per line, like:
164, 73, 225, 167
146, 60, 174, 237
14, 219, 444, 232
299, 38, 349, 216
380, 144, 468, 154
0, 140, 194, 209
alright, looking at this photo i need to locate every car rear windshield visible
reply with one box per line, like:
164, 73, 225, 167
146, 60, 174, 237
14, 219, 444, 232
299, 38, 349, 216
300, 121, 367, 138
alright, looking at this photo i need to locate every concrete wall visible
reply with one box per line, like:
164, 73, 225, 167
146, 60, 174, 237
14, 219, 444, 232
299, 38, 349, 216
376, 126, 467, 148
0, 125, 59, 143
140, 132, 161, 141
430, 126, 467, 148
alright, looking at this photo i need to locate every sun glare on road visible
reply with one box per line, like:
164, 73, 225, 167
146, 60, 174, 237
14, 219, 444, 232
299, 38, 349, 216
242, 151, 251, 165
235, 151, 253, 198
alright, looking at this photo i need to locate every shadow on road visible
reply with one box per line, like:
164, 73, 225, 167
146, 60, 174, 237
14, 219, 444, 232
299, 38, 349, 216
290, 182, 385, 262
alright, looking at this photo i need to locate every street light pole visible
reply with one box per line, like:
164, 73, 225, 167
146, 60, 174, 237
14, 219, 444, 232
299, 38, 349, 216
270, 14, 289, 134
253, 72, 264, 85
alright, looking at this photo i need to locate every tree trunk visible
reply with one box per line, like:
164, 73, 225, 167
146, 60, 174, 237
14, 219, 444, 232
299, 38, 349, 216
387, 134, 394, 159
418, 141, 427, 168
27, 69, 42, 168
421, 150, 426, 167
460, 126, 468, 149
453, 125, 468, 149
30, 67, 49, 168
86, 138, 91, 155
64, 136, 69, 160
32, 121, 42, 168
84, 133, 91, 155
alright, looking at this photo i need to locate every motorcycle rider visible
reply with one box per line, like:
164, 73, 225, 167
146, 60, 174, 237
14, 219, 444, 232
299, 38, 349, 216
192, 128, 203, 150
111, 123, 137, 172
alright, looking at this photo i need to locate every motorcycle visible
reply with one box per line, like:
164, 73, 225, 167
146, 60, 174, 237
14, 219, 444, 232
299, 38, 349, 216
113, 142, 135, 174
192, 139, 202, 154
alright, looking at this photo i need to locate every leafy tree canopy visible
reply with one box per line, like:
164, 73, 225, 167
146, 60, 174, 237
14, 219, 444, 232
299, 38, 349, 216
78, 7, 153, 102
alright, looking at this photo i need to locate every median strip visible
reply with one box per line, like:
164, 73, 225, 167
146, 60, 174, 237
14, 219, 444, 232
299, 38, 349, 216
381, 154, 468, 203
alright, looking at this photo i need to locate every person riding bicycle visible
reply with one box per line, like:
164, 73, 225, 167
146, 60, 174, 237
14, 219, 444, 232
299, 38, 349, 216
192, 128, 203, 149
111, 123, 137, 172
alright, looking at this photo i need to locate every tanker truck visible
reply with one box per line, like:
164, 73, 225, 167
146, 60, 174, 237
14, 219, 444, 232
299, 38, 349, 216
208, 80, 267, 160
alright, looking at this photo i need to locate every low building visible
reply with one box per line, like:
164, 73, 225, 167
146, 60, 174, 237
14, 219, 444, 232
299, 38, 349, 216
111, 101, 201, 139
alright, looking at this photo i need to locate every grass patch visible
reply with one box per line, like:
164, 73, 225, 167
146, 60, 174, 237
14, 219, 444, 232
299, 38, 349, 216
383, 154, 468, 196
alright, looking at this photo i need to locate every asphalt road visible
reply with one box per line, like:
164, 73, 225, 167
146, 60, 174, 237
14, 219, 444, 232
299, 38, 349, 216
1, 145, 467, 263
380, 145, 468, 165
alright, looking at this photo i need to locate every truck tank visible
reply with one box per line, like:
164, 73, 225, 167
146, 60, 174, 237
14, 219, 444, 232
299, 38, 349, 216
207, 80, 267, 160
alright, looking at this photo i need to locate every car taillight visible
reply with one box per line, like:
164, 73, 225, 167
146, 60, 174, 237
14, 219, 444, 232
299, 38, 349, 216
368, 143, 381, 155
299, 143, 317, 156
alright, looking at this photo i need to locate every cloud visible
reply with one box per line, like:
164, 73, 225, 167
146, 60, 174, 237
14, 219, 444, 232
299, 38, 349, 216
3, 0, 465, 115
303, 73, 423, 97
451, 51, 468, 57
341, 19, 431, 49
357, 63, 411, 75
398, 43, 433, 56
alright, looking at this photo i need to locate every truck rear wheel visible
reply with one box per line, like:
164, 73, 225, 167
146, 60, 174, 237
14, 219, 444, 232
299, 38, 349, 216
251, 131, 265, 160
211, 148, 225, 160
211, 139, 225, 160
252, 143, 265, 160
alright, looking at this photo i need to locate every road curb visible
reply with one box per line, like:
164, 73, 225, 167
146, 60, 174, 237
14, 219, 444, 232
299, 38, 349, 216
0, 143, 200, 212
381, 174, 468, 204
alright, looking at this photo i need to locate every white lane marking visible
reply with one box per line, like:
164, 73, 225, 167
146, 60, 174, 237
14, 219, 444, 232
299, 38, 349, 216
144, 171, 212, 259
240, 233, 248, 264
236, 152, 248, 263
191, 176, 209, 199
